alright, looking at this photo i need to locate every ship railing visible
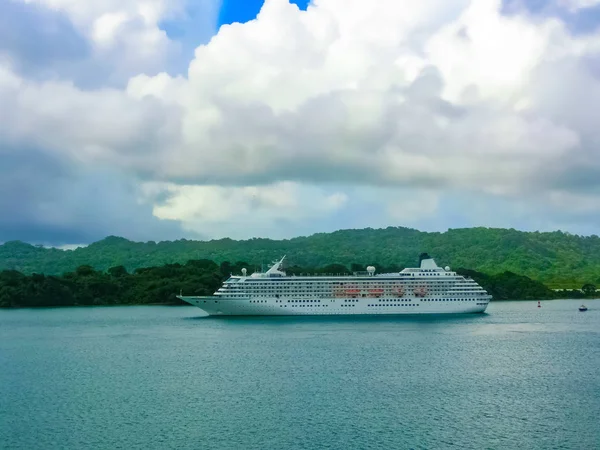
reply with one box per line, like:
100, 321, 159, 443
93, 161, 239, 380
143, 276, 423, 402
291, 273, 352, 277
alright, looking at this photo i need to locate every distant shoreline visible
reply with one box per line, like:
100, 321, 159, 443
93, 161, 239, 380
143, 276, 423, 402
0, 302, 186, 310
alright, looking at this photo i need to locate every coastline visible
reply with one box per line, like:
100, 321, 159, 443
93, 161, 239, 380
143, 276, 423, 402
0, 302, 187, 310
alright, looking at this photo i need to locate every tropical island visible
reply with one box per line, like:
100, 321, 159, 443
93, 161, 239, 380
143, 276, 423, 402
1, 226, 599, 307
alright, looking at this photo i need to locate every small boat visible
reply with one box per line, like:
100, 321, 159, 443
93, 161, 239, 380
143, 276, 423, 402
579, 305, 588, 312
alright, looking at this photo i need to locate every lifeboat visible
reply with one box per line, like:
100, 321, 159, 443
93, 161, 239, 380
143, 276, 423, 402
392, 287, 404, 297
414, 286, 428, 297
369, 288, 384, 297
345, 289, 360, 297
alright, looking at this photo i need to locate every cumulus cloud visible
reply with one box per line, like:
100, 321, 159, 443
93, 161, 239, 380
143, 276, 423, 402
141, 181, 348, 238
126, 0, 599, 195
0, 66, 182, 177
1, 0, 600, 243
23, 0, 181, 77
2, 0, 219, 85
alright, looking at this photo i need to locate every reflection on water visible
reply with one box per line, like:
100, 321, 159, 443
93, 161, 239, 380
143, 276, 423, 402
186, 311, 489, 324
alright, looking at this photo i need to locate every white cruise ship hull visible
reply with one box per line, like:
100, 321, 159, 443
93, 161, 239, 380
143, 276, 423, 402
178, 296, 491, 316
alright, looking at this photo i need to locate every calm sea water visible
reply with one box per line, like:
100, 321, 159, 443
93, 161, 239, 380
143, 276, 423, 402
1, 300, 599, 449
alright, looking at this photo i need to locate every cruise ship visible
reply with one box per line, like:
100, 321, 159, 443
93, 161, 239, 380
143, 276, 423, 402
177, 253, 492, 316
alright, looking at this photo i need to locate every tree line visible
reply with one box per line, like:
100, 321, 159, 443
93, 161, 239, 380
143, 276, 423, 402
0, 259, 597, 308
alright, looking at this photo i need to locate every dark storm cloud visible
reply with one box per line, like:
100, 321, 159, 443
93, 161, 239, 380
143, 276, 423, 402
0, 146, 192, 245
542, 162, 600, 194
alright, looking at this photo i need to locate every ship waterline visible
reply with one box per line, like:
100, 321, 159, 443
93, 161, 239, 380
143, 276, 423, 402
178, 254, 492, 316
177, 297, 490, 316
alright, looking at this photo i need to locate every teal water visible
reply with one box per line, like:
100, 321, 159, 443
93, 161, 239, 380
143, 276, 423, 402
1, 300, 599, 449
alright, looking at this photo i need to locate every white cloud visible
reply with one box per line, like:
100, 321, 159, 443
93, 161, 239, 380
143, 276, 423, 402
0, 65, 181, 168
121, 0, 595, 194
3, 0, 600, 241
12, 0, 219, 83
50, 244, 88, 251
425, 0, 554, 102
19, 0, 185, 44
142, 181, 348, 238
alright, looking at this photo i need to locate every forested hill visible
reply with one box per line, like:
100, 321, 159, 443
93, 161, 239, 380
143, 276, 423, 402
1, 227, 600, 287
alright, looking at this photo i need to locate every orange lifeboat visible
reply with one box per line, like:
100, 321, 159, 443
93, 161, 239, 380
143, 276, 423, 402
369, 288, 384, 297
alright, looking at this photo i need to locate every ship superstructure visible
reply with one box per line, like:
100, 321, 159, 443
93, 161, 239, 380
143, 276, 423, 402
178, 254, 492, 316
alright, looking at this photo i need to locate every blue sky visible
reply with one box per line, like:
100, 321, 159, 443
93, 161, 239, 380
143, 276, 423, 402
219, 0, 310, 26
1, 0, 600, 245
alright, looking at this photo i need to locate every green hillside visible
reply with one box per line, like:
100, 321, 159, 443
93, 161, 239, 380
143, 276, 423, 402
1, 227, 600, 287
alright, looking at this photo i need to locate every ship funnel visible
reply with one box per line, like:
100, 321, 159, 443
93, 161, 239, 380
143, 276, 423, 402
419, 253, 440, 270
